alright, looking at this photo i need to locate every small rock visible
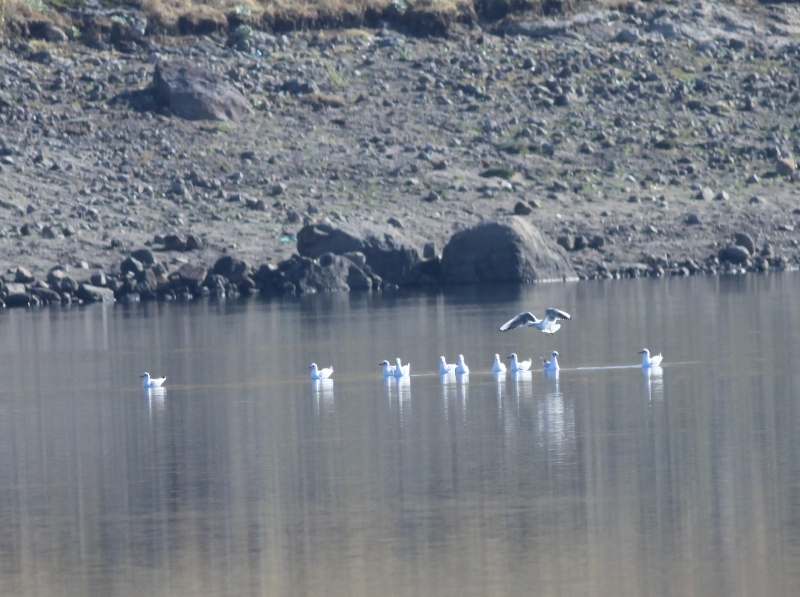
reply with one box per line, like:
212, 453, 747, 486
514, 201, 532, 215
696, 188, 715, 201
715, 190, 730, 201
423, 191, 440, 202
776, 157, 796, 176
588, 235, 605, 249
164, 234, 187, 251
718, 244, 750, 264
186, 234, 203, 250
131, 248, 156, 266
749, 195, 767, 205
685, 214, 701, 225
746, 173, 760, 184
77, 283, 115, 303
90, 271, 107, 287
387, 217, 404, 229
733, 232, 755, 255
14, 266, 35, 283
423, 242, 436, 260
246, 197, 267, 211
616, 28, 640, 43
271, 183, 287, 196
557, 234, 575, 252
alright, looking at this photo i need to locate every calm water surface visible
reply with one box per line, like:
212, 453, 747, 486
2, 274, 800, 597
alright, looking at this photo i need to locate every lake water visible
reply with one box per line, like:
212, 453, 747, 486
2, 274, 800, 597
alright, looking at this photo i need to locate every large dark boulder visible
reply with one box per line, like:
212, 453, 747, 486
77, 283, 115, 303
153, 62, 253, 121
4, 283, 30, 307
213, 255, 250, 283
175, 263, 209, 291
719, 244, 750, 265
441, 219, 576, 284
279, 253, 351, 294
296, 222, 421, 285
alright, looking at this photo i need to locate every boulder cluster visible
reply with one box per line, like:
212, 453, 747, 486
0, 219, 577, 307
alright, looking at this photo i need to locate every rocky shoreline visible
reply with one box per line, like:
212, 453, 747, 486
3, 0, 800, 308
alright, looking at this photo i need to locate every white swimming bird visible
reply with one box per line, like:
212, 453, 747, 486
508, 353, 532, 372
639, 349, 663, 368
310, 363, 333, 380
491, 354, 507, 373
141, 372, 166, 388
393, 358, 410, 378
455, 354, 470, 375
542, 351, 560, 371
439, 356, 456, 375
380, 360, 396, 377
499, 308, 572, 335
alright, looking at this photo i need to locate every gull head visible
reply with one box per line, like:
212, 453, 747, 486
507, 353, 517, 360
552, 351, 560, 357
310, 363, 317, 369
639, 349, 649, 355
140, 372, 149, 379
457, 354, 465, 362
379, 360, 390, 366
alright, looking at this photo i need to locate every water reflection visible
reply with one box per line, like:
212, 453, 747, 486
644, 366, 664, 401
311, 378, 334, 414
145, 387, 166, 412
2, 276, 800, 596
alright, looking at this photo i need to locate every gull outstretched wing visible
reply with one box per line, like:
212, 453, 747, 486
499, 312, 537, 331
543, 308, 571, 323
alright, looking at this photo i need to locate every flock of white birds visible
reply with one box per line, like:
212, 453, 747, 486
139, 308, 662, 387
306, 308, 663, 382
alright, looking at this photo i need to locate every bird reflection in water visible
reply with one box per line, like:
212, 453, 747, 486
510, 370, 534, 400
312, 378, 335, 415
493, 370, 506, 416
539, 369, 570, 452
396, 377, 411, 426
643, 366, 664, 401
145, 387, 166, 413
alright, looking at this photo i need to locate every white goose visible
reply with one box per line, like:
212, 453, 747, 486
499, 308, 571, 335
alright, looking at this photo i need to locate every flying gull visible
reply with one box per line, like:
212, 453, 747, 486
499, 308, 571, 335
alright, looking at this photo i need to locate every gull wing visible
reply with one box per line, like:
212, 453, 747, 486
499, 312, 537, 331
650, 354, 663, 367
543, 308, 571, 323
